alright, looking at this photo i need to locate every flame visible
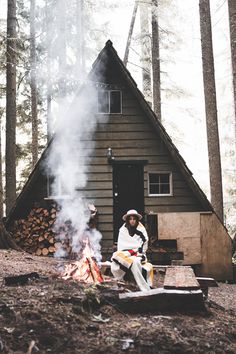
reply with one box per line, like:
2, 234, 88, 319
62, 238, 103, 283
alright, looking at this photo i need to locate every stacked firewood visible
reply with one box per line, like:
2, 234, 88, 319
10, 206, 72, 256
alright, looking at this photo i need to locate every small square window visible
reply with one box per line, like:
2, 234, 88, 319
46, 175, 71, 199
148, 172, 172, 196
97, 90, 122, 114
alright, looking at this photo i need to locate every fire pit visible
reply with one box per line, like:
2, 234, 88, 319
62, 238, 103, 283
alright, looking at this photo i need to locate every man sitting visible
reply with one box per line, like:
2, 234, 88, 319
111, 209, 153, 291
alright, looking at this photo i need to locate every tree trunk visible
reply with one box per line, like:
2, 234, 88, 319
46, 0, 52, 142
6, 0, 17, 215
139, 0, 152, 104
30, 0, 38, 166
228, 0, 236, 155
0, 114, 3, 219
76, 0, 85, 77
0, 221, 20, 250
57, 0, 67, 98
123, 1, 138, 67
151, 0, 161, 120
199, 0, 224, 222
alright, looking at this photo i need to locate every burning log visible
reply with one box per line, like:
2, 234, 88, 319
62, 240, 103, 283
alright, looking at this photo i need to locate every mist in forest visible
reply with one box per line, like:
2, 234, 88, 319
0, 0, 235, 232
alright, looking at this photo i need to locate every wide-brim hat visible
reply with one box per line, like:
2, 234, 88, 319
122, 209, 142, 221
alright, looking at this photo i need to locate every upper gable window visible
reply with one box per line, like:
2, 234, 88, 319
45, 175, 71, 200
97, 90, 122, 114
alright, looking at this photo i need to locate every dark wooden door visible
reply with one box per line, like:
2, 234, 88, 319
113, 163, 144, 242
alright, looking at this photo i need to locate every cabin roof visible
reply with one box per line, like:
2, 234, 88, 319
5, 40, 213, 226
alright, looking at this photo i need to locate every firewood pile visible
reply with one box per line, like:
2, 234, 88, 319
10, 206, 72, 256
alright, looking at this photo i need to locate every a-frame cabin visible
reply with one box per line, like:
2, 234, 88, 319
6, 41, 233, 280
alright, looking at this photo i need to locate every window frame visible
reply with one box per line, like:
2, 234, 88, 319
44, 175, 72, 200
97, 89, 122, 114
148, 171, 173, 197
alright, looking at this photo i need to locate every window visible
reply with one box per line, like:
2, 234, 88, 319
148, 172, 172, 196
97, 90, 122, 114
45, 175, 71, 200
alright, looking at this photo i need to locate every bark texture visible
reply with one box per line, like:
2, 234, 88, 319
228, 0, 236, 154
30, 0, 38, 166
139, 1, 152, 103
0, 221, 20, 250
57, 0, 67, 98
76, 0, 85, 76
45, 0, 53, 142
6, 0, 17, 215
123, 1, 138, 67
0, 115, 3, 219
151, 0, 161, 120
199, 0, 224, 222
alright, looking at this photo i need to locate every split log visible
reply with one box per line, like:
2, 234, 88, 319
119, 288, 205, 313
9, 206, 61, 256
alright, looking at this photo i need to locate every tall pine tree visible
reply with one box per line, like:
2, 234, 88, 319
199, 0, 224, 221
6, 0, 17, 215
228, 0, 236, 155
151, 0, 161, 120
30, 0, 39, 166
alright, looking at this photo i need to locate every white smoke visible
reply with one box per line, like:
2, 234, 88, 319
45, 79, 105, 262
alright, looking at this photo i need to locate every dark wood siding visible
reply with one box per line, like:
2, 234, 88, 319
8, 78, 207, 250
82, 86, 204, 248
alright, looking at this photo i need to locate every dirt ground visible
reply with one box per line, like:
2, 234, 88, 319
0, 250, 235, 354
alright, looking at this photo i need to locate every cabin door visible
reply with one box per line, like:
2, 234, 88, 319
113, 163, 144, 242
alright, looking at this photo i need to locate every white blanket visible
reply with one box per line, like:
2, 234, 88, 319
117, 223, 148, 253
111, 223, 153, 291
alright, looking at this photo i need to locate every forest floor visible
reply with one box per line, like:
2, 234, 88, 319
0, 250, 235, 354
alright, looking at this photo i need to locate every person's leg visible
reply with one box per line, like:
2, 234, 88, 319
130, 257, 151, 291
111, 261, 125, 281
142, 262, 154, 287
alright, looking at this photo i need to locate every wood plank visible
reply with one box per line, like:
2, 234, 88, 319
85, 197, 113, 206
98, 223, 113, 232
157, 212, 202, 264
200, 213, 233, 280
101, 239, 114, 247
88, 155, 174, 165
78, 190, 113, 198
144, 164, 177, 172
94, 139, 160, 149
86, 172, 112, 181
84, 181, 112, 190
92, 148, 166, 157
164, 266, 200, 290
145, 196, 201, 206
98, 214, 113, 223
95, 115, 146, 124
92, 131, 158, 140
96, 123, 153, 132
118, 288, 205, 312
196, 277, 218, 288
144, 205, 203, 213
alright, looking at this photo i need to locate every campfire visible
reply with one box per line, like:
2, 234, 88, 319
62, 238, 103, 283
